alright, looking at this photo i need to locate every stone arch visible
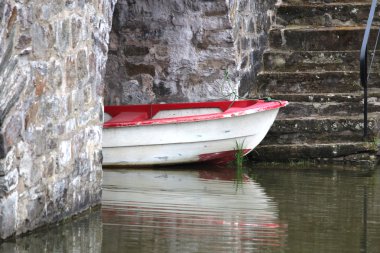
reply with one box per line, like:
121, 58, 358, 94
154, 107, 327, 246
0, 0, 276, 240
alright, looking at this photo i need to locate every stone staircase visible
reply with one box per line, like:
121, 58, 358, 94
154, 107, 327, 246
250, 0, 380, 165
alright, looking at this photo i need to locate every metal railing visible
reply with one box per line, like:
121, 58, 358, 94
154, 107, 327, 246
360, 0, 379, 139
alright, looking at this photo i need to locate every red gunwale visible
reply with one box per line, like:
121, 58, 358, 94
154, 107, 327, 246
103, 99, 288, 128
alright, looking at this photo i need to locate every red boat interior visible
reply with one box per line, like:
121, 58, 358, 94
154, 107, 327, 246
103, 99, 287, 128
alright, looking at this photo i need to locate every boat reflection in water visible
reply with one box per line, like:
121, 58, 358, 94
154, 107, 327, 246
102, 167, 287, 253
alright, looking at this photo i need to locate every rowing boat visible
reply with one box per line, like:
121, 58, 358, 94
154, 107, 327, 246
102, 99, 287, 166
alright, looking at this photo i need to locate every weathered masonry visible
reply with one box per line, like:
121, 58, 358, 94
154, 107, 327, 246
104, 0, 276, 104
0, 0, 117, 239
1, 0, 275, 240
251, 0, 380, 165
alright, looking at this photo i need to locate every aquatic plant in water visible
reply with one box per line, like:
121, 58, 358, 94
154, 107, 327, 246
234, 140, 245, 190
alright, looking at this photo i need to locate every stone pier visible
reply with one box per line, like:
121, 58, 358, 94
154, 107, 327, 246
0, 0, 116, 239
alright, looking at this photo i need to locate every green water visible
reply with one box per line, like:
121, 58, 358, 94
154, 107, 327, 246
1, 165, 380, 253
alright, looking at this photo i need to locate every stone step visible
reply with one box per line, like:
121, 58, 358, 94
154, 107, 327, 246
263, 50, 380, 72
261, 114, 379, 144
282, 0, 371, 5
257, 71, 380, 95
279, 100, 380, 118
269, 91, 380, 117
269, 26, 378, 51
276, 3, 374, 27
270, 89, 380, 102
251, 142, 378, 162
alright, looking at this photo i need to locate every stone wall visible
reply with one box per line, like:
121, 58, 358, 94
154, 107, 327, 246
229, 0, 277, 97
104, 0, 239, 104
0, 0, 116, 240
104, 0, 276, 105
0, 0, 278, 241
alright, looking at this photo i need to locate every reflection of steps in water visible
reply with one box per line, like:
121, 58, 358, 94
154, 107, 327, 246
102, 168, 287, 252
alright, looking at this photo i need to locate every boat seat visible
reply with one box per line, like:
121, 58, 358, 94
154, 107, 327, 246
106, 111, 149, 124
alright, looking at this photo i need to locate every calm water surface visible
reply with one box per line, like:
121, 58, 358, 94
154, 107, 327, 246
1, 165, 380, 253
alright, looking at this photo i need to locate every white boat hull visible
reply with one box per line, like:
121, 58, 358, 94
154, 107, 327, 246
102, 108, 279, 166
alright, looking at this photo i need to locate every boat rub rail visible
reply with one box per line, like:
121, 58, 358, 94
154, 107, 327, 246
103, 99, 288, 128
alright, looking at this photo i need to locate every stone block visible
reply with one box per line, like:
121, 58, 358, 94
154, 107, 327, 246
56, 19, 71, 52
77, 50, 88, 82
269, 27, 378, 51
125, 62, 155, 77
121, 80, 155, 104
58, 140, 72, 168
240, 55, 248, 69
201, 1, 228, 17
277, 99, 380, 118
239, 37, 250, 51
16, 35, 32, 50
0, 133, 5, 159
78, 110, 91, 127
48, 1, 65, 16
0, 2, 5, 21
19, 147, 32, 188
246, 18, 255, 33
48, 61, 63, 88
124, 45, 149, 56
204, 30, 234, 47
71, 17, 83, 49
83, 86, 93, 105
65, 56, 77, 88
78, 0, 86, 9
276, 3, 373, 27
41, 155, 55, 179
5, 7, 17, 37
0, 29, 15, 78
252, 142, 378, 162
263, 50, 380, 72
239, 71, 255, 97
199, 58, 234, 71
0, 169, 18, 197
65, 0, 76, 9
73, 157, 88, 177
203, 16, 232, 31
4, 115, 22, 151
94, 149, 102, 167
92, 33, 108, 55
25, 187, 46, 229
0, 147, 15, 177
32, 128, 47, 157
257, 71, 380, 95
262, 116, 379, 144
152, 81, 174, 97
38, 4, 52, 21
51, 178, 69, 216
31, 24, 51, 58
0, 191, 17, 239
